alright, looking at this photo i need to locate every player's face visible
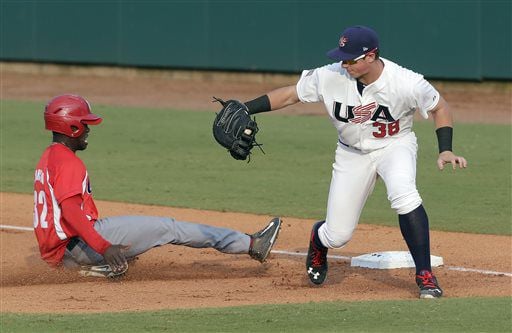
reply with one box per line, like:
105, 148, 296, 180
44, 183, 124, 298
75, 124, 90, 151
341, 50, 377, 79
343, 61, 369, 78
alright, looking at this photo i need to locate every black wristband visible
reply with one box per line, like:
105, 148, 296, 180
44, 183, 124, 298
245, 95, 271, 115
436, 126, 453, 153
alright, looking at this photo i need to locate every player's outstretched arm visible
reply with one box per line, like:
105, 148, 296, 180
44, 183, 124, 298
268, 85, 300, 110
61, 195, 130, 272
429, 97, 468, 170
245, 85, 300, 114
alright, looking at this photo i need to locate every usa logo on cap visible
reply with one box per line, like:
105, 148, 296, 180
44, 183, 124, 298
327, 25, 379, 61
339, 36, 348, 47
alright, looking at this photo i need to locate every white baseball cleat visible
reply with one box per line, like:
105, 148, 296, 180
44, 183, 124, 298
79, 264, 128, 279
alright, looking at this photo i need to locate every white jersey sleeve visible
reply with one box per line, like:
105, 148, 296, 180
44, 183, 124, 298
296, 68, 323, 103
296, 64, 342, 103
412, 78, 440, 119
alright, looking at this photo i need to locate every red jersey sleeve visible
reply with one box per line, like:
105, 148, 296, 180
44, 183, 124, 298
61, 195, 111, 254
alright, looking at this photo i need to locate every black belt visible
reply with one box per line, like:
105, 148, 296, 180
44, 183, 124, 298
338, 139, 360, 151
338, 139, 350, 147
66, 237, 80, 251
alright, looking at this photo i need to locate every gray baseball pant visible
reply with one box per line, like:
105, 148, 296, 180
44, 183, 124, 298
63, 216, 251, 267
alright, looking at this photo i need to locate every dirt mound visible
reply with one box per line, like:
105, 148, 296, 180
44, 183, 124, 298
1, 193, 510, 313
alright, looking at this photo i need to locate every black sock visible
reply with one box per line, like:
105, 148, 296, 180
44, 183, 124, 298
313, 221, 327, 249
398, 205, 431, 275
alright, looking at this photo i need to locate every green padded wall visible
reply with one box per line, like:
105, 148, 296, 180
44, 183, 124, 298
1, 0, 510, 80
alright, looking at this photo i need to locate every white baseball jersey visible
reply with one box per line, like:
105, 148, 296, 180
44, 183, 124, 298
296, 58, 440, 153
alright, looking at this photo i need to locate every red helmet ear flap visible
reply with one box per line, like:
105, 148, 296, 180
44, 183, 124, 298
44, 113, 86, 137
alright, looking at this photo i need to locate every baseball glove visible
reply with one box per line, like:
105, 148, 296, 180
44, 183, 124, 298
212, 97, 262, 161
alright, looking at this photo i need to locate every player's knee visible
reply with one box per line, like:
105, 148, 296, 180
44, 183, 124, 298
390, 190, 422, 215
318, 223, 354, 249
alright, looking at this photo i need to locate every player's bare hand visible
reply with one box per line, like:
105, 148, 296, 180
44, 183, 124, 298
437, 151, 468, 170
103, 244, 130, 273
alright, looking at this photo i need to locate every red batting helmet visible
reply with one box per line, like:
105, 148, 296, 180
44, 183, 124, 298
44, 94, 102, 137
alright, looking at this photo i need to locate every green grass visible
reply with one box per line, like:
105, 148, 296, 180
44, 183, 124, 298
1, 297, 510, 333
1, 100, 510, 234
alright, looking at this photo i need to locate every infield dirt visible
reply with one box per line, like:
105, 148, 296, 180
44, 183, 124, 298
1, 64, 511, 313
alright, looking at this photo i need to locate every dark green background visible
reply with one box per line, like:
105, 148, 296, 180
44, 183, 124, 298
1, 0, 511, 80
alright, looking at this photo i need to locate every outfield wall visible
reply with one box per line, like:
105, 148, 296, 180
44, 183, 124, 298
1, 1, 511, 80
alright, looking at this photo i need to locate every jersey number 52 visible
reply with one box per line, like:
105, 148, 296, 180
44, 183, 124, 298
34, 190, 49, 228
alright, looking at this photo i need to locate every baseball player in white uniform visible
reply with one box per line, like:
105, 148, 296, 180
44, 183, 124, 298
240, 25, 467, 298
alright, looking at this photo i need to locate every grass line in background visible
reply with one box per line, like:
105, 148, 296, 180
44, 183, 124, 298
1, 100, 510, 235
1, 297, 510, 333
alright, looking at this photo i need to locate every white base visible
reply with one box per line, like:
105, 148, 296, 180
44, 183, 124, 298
350, 251, 444, 269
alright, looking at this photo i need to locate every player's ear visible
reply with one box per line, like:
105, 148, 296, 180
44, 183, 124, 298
366, 52, 377, 63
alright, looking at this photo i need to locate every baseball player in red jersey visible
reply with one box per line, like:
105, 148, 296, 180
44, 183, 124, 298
229, 26, 467, 298
34, 94, 281, 277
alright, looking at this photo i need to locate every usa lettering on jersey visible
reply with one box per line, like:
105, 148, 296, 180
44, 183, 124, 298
333, 102, 395, 123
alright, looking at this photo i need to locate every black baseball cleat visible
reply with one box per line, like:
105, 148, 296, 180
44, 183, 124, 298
416, 270, 443, 299
249, 217, 282, 262
306, 221, 328, 285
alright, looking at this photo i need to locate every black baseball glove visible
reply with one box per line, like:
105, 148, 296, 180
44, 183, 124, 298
212, 97, 262, 161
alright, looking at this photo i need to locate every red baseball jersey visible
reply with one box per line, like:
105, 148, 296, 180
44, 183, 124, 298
33, 143, 108, 266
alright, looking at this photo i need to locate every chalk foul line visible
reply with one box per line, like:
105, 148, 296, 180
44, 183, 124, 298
2, 225, 510, 277
0, 224, 33, 231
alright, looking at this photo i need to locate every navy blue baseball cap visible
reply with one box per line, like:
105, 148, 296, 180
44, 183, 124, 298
326, 25, 379, 61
